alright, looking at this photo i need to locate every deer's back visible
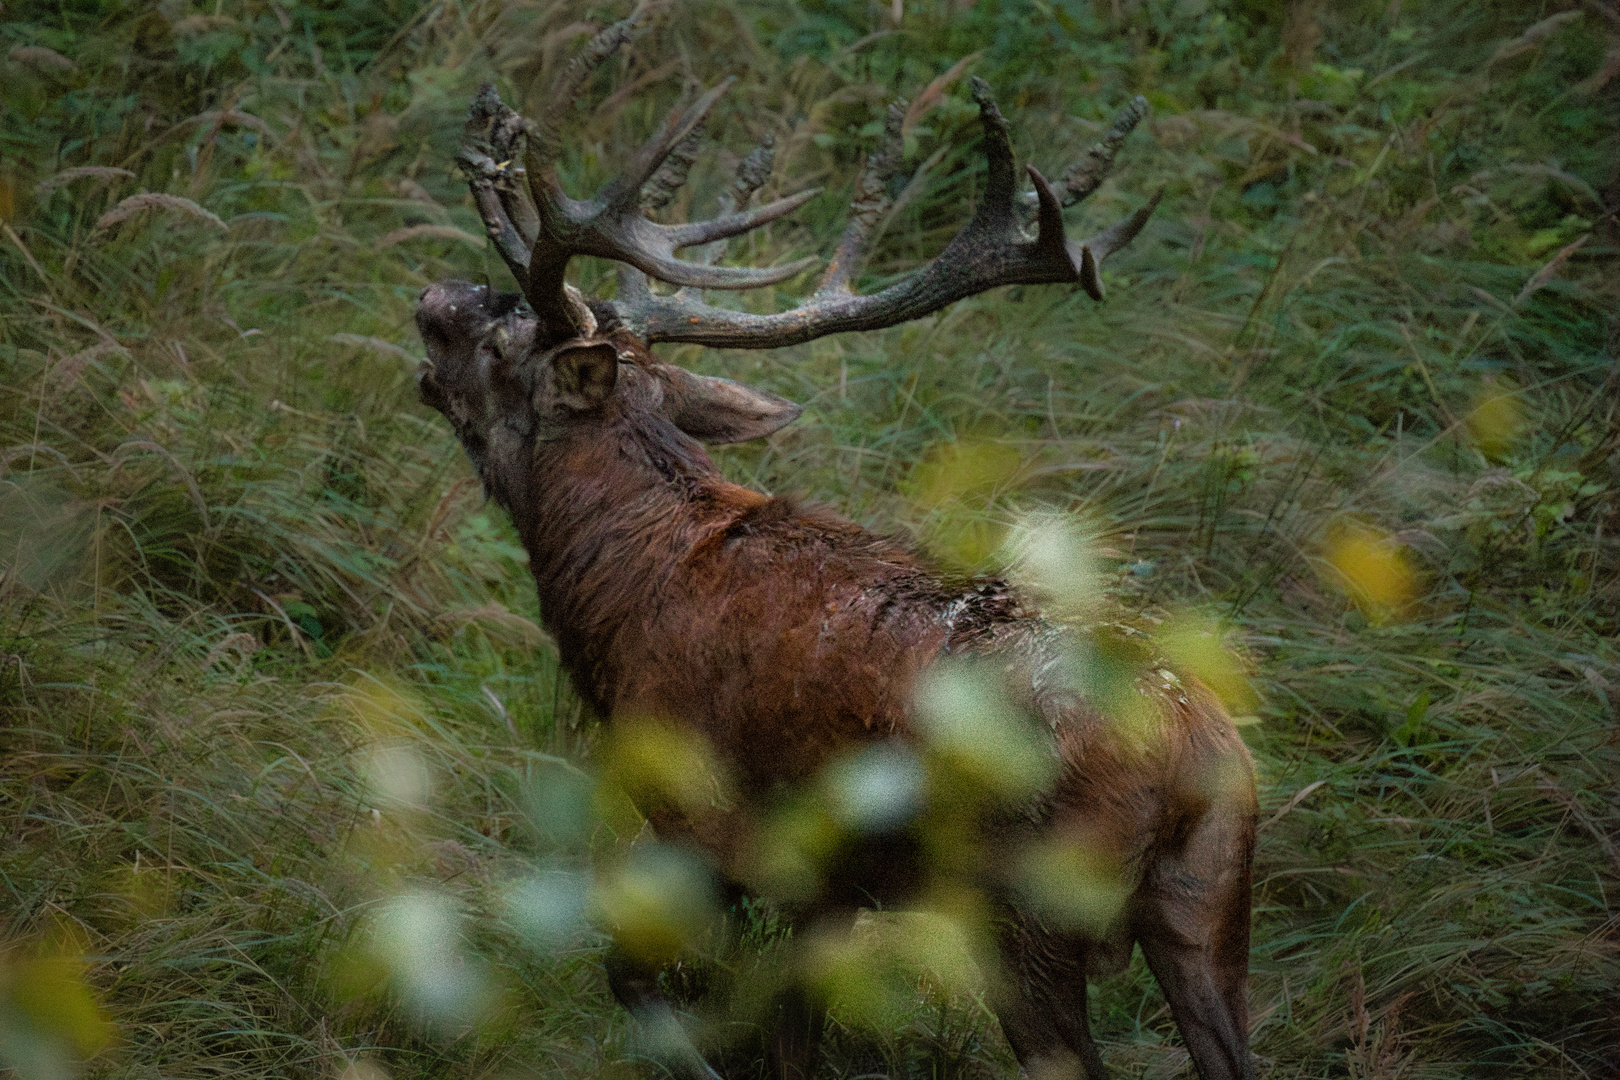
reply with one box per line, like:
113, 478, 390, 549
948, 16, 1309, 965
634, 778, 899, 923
561, 492, 1250, 891
595, 495, 966, 789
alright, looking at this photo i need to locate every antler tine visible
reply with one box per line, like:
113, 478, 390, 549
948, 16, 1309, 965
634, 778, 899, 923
611, 80, 824, 249
618, 129, 795, 304
967, 78, 1021, 226
527, 8, 650, 177
678, 132, 778, 270
606, 80, 734, 211
1071, 186, 1165, 300
1013, 95, 1151, 230
592, 79, 822, 271
641, 126, 706, 213
624, 116, 792, 301
483, 91, 538, 247
729, 135, 777, 210
605, 75, 1162, 349
448, 8, 648, 333
607, 80, 820, 251
457, 85, 538, 281
665, 188, 820, 249
517, 66, 820, 336
1035, 95, 1159, 299
820, 102, 906, 295
1056, 95, 1150, 207
646, 130, 785, 314
519, 15, 640, 218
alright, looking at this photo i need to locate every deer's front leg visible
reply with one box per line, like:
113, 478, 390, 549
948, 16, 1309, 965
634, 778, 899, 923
767, 980, 826, 1080
604, 946, 725, 1080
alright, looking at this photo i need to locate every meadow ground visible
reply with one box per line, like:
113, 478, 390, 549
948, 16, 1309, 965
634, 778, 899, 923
1, 1, 1616, 1078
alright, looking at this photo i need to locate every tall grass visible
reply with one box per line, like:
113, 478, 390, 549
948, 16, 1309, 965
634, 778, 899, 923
2, 1, 1615, 1078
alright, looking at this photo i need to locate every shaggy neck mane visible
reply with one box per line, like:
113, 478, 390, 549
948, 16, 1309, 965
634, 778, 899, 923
508, 399, 770, 711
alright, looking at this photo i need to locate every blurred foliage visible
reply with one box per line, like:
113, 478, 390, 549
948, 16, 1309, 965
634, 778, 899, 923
0, 922, 115, 1080
1318, 518, 1422, 623
1, 0, 1616, 1078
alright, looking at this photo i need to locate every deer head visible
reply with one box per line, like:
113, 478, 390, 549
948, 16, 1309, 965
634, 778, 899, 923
414, 10, 1161, 505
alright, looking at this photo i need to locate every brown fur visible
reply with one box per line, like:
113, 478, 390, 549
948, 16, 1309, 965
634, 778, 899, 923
415, 280, 1258, 1080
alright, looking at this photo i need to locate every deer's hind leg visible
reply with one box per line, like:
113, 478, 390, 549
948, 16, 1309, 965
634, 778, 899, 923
992, 912, 1112, 1080
1134, 797, 1257, 1080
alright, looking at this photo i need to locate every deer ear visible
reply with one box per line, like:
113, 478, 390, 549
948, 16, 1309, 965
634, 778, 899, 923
549, 340, 620, 410
654, 365, 803, 444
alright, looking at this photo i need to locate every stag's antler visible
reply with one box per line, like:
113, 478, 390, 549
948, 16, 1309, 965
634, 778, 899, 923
456, 7, 1160, 349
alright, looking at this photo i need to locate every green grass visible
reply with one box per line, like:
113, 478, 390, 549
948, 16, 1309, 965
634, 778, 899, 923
1, 1, 1615, 1078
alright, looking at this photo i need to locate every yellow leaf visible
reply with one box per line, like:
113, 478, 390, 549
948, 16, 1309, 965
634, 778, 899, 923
596, 717, 731, 822
907, 439, 1023, 571
1465, 385, 1524, 462
1320, 520, 1420, 622
1154, 615, 1260, 715
591, 845, 716, 967
906, 438, 1022, 509
5, 952, 115, 1058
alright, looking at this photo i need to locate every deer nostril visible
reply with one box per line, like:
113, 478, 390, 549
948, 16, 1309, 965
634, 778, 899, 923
417, 282, 475, 339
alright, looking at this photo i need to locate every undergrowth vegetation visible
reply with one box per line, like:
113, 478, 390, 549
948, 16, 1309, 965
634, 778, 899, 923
1, 0, 1615, 1077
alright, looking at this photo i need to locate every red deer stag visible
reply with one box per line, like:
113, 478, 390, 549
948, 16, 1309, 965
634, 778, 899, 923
413, 15, 1256, 1080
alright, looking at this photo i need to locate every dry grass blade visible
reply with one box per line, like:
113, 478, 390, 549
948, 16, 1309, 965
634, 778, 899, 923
35, 166, 136, 195
1259, 778, 1328, 833
1487, 10, 1583, 67
433, 604, 553, 648
94, 192, 226, 232
902, 52, 983, 137
186, 108, 275, 138
374, 223, 485, 249
1514, 234, 1589, 305
1535, 782, 1620, 874
330, 334, 422, 364
8, 44, 75, 71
